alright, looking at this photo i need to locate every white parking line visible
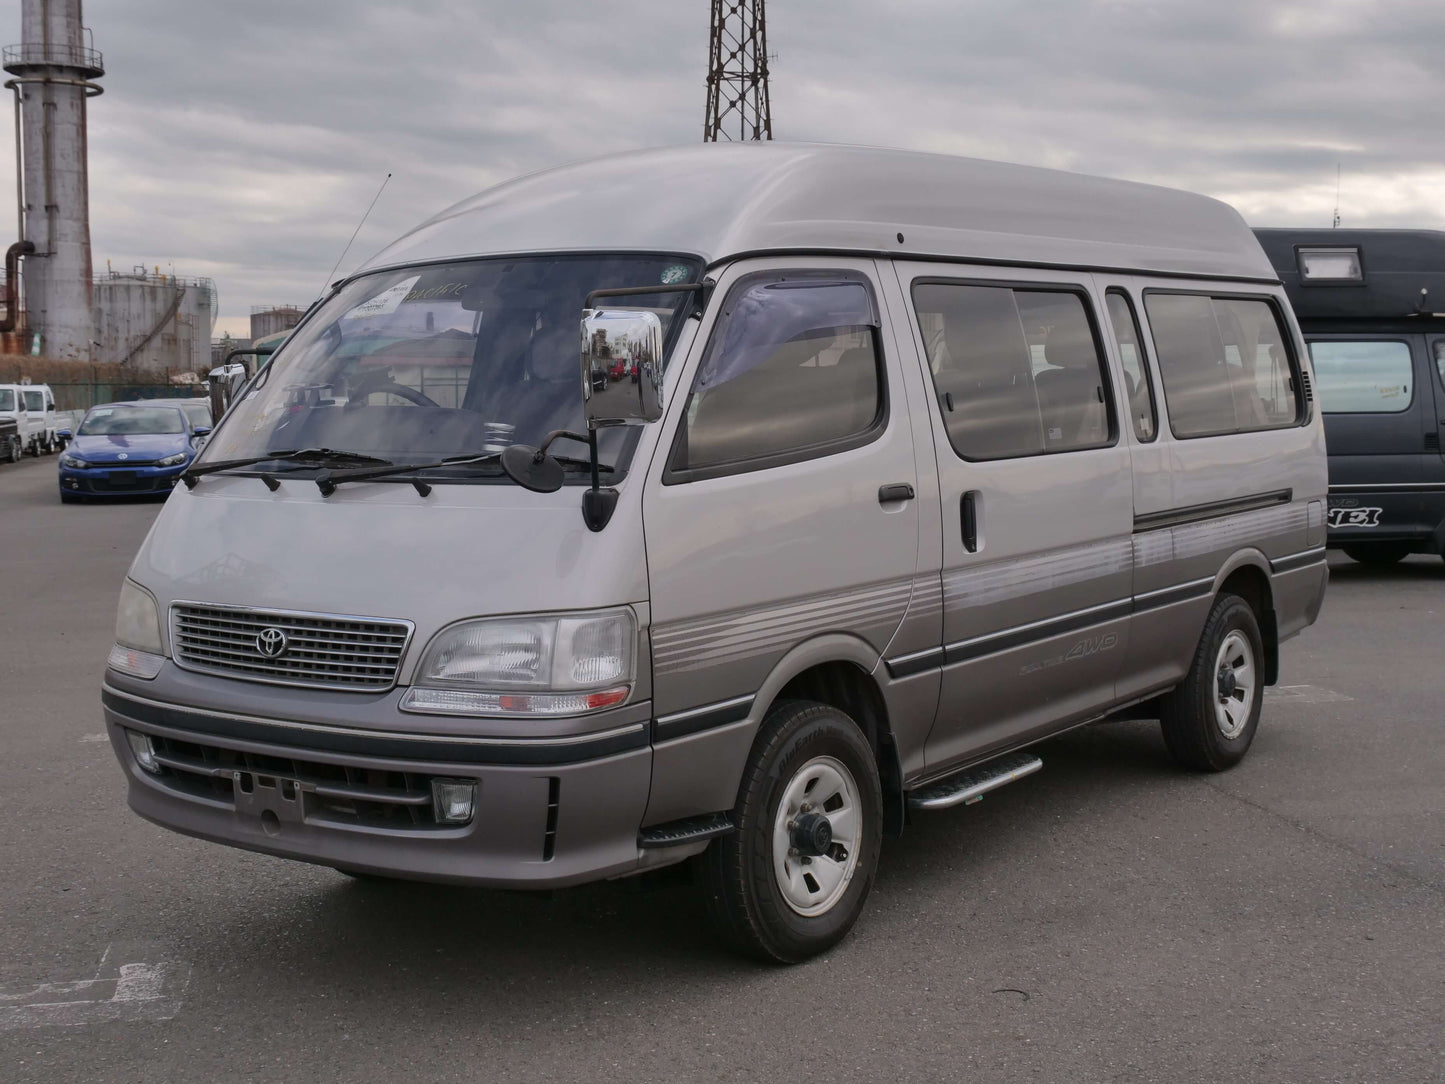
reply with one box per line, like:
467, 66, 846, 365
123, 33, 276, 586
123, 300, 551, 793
0, 946, 190, 1029
1265, 684, 1354, 704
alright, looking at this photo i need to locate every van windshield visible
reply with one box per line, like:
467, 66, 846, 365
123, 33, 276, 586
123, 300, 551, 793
197, 254, 701, 477
0, 390, 13, 411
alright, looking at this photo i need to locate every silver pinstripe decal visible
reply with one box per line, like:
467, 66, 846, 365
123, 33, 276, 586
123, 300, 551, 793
942, 537, 1132, 609
1170, 503, 1306, 561
653, 577, 913, 676
904, 573, 945, 620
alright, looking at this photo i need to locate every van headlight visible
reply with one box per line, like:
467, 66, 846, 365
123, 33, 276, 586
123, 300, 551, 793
110, 580, 165, 679
401, 609, 636, 717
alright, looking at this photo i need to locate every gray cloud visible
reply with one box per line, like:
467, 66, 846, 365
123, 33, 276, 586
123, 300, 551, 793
6, 0, 1441, 335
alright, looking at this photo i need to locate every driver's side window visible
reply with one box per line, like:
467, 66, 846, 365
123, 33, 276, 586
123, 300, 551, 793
666, 271, 886, 481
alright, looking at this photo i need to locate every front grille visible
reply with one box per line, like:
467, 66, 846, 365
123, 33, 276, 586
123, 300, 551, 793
171, 602, 412, 690
140, 731, 457, 830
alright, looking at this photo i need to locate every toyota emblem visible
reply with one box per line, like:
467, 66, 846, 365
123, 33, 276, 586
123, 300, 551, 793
256, 627, 289, 658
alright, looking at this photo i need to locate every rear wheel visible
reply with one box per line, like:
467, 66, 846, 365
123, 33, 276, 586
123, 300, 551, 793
1159, 593, 1265, 772
1342, 543, 1411, 565
699, 700, 882, 963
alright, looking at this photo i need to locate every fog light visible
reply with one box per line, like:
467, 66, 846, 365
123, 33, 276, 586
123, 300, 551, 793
126, 730, 160, 774
431, 779, 477, 824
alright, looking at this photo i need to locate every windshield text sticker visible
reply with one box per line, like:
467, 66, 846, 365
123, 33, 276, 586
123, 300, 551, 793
345, 276, 420, 320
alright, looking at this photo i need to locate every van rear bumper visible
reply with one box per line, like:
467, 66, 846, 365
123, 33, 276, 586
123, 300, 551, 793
102, 685, 662, 889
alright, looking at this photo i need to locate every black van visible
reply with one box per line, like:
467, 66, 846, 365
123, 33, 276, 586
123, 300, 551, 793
1254, 229, 1445, 565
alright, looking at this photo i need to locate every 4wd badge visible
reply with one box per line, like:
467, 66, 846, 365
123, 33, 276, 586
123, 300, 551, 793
1327, 506, 1382, 528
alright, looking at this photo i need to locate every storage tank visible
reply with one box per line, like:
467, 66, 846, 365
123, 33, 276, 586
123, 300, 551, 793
93, 267, 217, 373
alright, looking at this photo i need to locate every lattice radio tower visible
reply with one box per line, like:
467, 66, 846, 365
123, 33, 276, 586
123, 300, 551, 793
704, 1, 773, 142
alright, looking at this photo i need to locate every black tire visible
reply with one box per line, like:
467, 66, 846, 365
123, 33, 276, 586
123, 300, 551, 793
59, 491, 80, 504
3, 436, 18, 463
1342, 543, 1411, 565
1159, 593, 1265, 772
699, 699, 883, 963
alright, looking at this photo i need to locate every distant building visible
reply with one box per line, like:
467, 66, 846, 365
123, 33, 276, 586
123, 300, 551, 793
251, 305, 305, 341
93, 267, 217, 373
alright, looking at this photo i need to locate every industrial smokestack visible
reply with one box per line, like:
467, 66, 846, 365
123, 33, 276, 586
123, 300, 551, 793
4, 0, 104, 360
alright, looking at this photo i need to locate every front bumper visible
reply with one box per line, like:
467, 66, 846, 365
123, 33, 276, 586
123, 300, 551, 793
61, 461, 188, 496
102, 681, 663, 889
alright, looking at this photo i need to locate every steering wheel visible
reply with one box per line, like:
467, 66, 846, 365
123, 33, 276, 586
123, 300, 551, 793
345, 382, 442, 409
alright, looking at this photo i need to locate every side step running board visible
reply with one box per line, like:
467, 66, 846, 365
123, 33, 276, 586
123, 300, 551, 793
638, 812, 734, 849
907, 752, 1043, 812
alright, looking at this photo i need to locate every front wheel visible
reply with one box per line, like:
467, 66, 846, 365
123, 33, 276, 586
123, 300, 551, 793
3, 436, 18, 463
699, 700, 882, 963
1159, 593, 1265, 772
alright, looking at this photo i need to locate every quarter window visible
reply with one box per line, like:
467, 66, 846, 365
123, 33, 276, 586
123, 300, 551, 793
1105, 291, 1158, 442
669, 274, 883, 476
1435, 341, 1445, 388
913, 283, 1113, 460
1308, 341, 1413, 414
1144, 294, 1300, 438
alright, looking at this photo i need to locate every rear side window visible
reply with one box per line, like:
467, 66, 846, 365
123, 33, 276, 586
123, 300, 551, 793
1105, 291, 1158, 442
913, 283, 1113, 460
1144, 294, 1300, 438
669, 273, 883, 478
1308, 341, 1413, 413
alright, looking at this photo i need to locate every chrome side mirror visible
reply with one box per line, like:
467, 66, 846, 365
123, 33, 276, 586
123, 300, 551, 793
581, 309, 664, 427
207, 362, 249, 421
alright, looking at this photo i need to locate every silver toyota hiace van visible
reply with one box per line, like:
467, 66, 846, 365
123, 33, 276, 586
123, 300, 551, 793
103, 145, 1328, 961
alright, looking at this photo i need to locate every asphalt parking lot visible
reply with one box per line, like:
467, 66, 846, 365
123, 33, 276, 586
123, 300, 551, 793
0, 453, 1440, 1083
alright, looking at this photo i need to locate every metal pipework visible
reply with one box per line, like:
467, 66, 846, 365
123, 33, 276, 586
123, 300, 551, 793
3, 0, 105, 360
0, 239, 36, 332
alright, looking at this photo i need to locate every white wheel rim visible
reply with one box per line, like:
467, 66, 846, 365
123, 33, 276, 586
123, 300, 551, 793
1214, 630, 1255, 739
771, 755, 862, 917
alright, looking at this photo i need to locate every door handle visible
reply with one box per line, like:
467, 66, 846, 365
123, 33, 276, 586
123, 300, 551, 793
878, 483, 915, 504
961, 491, 979, 552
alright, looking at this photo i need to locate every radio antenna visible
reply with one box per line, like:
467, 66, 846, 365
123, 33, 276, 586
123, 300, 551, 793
1332, 164, 1341, 228
319, 172, 392, 297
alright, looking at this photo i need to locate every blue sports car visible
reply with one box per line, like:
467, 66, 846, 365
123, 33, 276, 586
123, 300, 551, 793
58, 402, 210, 502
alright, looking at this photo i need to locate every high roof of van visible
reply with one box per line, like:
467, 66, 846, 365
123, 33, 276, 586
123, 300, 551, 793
1254, 227, 1445, 320
356, 143, 1276, 283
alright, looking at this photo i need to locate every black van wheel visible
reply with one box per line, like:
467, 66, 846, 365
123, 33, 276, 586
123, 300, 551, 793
1159, 594, 1265, 772
1341, 543, 1411, 565
700, 700, 882, 963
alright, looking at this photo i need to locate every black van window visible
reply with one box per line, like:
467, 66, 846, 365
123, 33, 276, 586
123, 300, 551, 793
1145, 294, 1300, 438
913, 283, 1113, 460
1435, 341, 1445, 389
1105, 291, 1157, 442
1308, 341, 1413, 414
670, 274, 883, 477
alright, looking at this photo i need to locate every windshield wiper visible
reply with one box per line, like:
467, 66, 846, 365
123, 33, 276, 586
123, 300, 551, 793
312, 452, 617, 498
182, 448, 393, 489
313, 453, 504, 498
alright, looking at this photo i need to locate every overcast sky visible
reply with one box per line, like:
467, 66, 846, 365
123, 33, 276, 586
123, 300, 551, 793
7, 0, 1443, 338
